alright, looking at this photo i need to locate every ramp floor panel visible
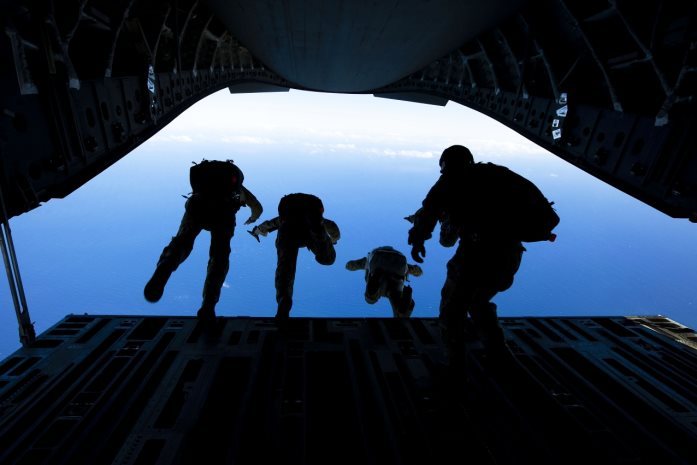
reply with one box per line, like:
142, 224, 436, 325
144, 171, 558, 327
0, 315, 696, 465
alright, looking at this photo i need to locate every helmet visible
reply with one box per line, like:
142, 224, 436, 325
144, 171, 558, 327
439, 145, 473, 173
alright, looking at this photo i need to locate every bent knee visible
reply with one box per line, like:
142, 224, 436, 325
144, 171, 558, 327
315, 249, 336, 265
317, 256, 335, 266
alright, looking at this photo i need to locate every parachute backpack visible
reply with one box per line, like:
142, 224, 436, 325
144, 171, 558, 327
513, 183, 560, 242
189, 159, 244, 200
278, 193, 324, 220
369, 247, 409, 277
472, 163, 560, 242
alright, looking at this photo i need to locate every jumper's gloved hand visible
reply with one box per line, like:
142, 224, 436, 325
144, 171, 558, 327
243, 216, 258, 226
248, 226, 267, 242
408, 226, 426, 263
410, 243, 426, 263
247, 230, 260, 242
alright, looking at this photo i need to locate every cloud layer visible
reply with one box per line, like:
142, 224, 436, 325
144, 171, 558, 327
148, 89, 551, 163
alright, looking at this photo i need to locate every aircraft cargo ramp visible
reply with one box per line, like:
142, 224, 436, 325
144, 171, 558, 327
0, 315, 696, 465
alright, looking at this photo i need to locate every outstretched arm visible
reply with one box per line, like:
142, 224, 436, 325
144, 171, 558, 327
408, 180, 446, 262
240, 186, 263, 225
251, 216, 281, 239
345, 257, 367, 271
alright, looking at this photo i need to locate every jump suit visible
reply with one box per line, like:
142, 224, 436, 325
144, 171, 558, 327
153, 186, 261, 311
346, 246, 422, 318
409, 164, 526, 350
255, 213, 338, 317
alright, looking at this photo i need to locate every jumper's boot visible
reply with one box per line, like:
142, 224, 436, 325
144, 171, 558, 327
439, 317, 468, 389
196, 300, 217, 322
144, 265, 174, 303
275, 297, 292, 323
396, 285, 415, 318
471, 303, 511, 367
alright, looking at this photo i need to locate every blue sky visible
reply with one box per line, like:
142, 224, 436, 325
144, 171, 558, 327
1, 89, 695, 357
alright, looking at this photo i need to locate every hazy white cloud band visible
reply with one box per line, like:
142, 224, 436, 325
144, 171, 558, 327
147, 89, 551, 162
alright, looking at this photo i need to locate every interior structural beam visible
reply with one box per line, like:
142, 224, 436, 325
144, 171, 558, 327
0, 67, 289, 219
0, 0, 290, 219
376, 1, 697, 220
0, 0, 695, 220
376, 81, 695, 220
